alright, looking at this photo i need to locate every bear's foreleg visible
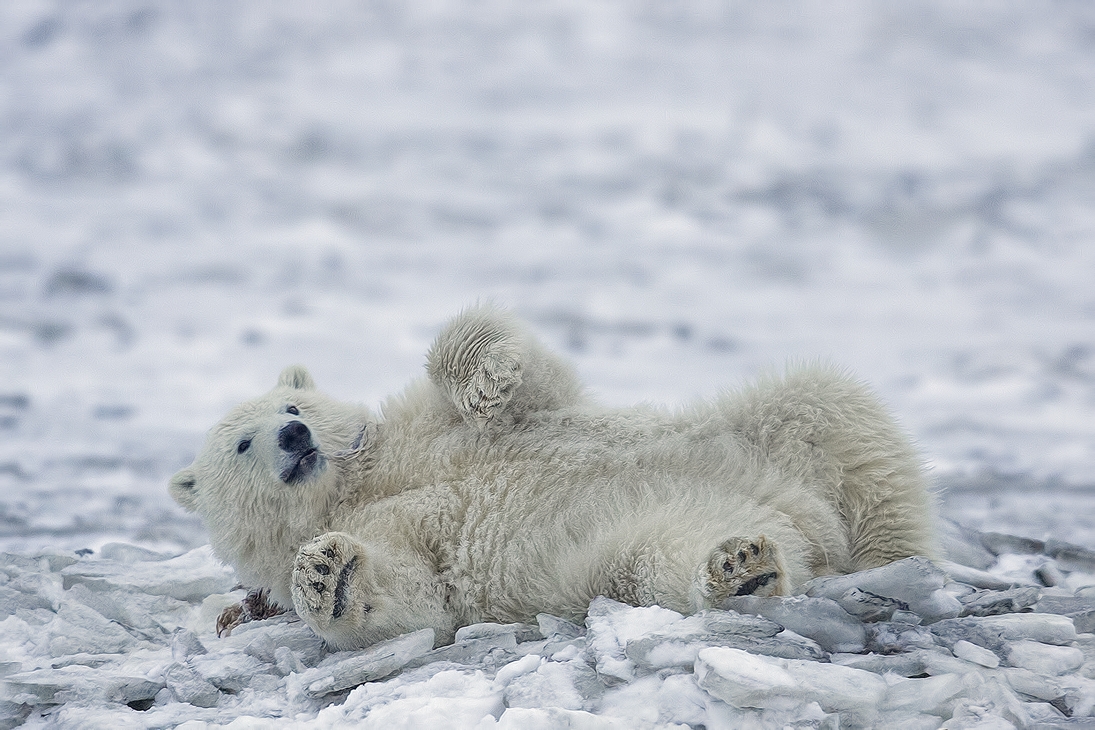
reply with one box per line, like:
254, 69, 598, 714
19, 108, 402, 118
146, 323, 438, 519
291, 531, 454, 650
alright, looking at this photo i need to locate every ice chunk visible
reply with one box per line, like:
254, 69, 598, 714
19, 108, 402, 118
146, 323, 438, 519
952, 639, 1000, 668
979, 531, 1045, 556
1045, 539, 1095, 573
189, 649, 274, 693
536, 613, 584, 641
938, 560, 1022, 591
97, 543, 173, 563
0, 585, 54, 616
959, 587, 1041, 617
1035, 562, 1067, 588
4, 664, 161, 706
60, 545, 236, 602
408, 630, 518, 670
941, 520, 997, 570
584, 597, 683, 684
289, 628, 435, 698
492, 706, 631, 729
624, 609, 824, 671
456, 622, 540, 644
1001, 667, 1064, 701
1035, 593, 1095, 615
163, 661, 220, 707
837, 587, 908, 622
503, 658, 601, 712
721, 595, 867, 653
1074, 610, 1095, 634
67, 582, 191, 634
1005, 640, 1084, 676
171, 629, 208, 662
274, 645, 307, 676
47, 600, 141, 657
695, 646, 887, 715
931, 613, 1077, 653
803, 557, 961, 622
881, 672, 965, 716
866, 620, 936, 654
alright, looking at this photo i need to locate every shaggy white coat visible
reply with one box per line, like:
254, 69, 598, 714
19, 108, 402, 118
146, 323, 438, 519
171, 305, 935, 649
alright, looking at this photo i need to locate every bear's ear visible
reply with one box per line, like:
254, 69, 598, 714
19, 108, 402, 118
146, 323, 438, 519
169, 469, 199, 511
278, 365, 316, 391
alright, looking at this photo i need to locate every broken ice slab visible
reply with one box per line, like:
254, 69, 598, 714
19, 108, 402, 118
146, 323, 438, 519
188, 649, 276, 693
937, 560, 1023, 591
219, 615, 326, 667
1034, 594, 1095, 616
171, 629, 207, 662
959, 586, 1041, 617
407, 631, 519, 670
941, 520, 997, 570
3, 664, 162, 706
97, 543, 174, 563
47, 600, 145, 657
1045, 539, 1095, 573
802, 557, 961, 623
624, 609, 824, 671
1005, 639, 1084, 676
952, 639, 1000, 668
163, 661, 220, 708
455, 621, 541, 644
695, 645, 887, 715
584, 598, 685, 685
930, 613, 1078, 654
60, 545, 236, 602
289, 628, 435, 698
720, 595, 867, 653
502, 657, 603, 712
980, 531, 1046, 556
881, 672, 965, 716
536, 613, 584, 641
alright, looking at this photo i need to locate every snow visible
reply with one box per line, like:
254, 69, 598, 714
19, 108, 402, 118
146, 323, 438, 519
1, 0, 1095, 727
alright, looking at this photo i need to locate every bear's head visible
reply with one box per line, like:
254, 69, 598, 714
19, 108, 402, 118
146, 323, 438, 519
170, 365, 373, 597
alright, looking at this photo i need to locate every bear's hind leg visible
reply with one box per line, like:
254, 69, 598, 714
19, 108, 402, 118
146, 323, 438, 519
694, 535, 790, 608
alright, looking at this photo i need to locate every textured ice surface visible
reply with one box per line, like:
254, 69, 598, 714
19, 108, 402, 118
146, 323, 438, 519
2, 0, 1095, 726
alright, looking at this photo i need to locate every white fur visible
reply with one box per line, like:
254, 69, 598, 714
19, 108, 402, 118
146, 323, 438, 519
171, 305, 935, 649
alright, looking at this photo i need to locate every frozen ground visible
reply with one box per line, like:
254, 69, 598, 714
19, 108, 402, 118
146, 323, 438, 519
1, 0, 1094, 727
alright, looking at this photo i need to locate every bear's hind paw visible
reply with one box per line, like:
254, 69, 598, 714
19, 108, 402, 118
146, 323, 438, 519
700, 535, 789, 605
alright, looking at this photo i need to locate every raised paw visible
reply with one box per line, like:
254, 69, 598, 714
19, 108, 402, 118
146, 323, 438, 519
700, 535, 790, 605
291, 532, 370, 636
426, 306, 526, 429
459, 349, 522, 428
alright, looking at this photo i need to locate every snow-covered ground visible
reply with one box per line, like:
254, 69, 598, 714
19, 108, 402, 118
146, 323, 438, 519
1, 1, 1094, 727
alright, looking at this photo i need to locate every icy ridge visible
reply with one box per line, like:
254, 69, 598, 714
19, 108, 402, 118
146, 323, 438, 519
3, 524, 1095, 728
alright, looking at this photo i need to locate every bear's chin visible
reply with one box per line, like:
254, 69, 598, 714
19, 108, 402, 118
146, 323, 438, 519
280, 448, 324, 484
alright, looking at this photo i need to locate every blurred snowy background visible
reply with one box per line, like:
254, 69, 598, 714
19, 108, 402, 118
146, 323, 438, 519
1, 0, 1093, 556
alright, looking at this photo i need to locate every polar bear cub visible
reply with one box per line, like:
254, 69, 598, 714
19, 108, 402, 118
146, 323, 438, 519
170, 305, 935, 649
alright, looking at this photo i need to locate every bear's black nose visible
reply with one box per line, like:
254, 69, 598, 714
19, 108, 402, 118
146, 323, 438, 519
278, 420, 312, 452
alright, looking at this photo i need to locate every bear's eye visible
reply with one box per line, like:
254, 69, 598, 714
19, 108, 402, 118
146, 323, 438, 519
286, 405, 300, 415
237, 438, 252, 454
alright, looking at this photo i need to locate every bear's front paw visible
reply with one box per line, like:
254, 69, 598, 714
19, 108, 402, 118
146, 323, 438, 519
216, 587, 286, 637
291, 532, 370, 635
700, 535, 790, 605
